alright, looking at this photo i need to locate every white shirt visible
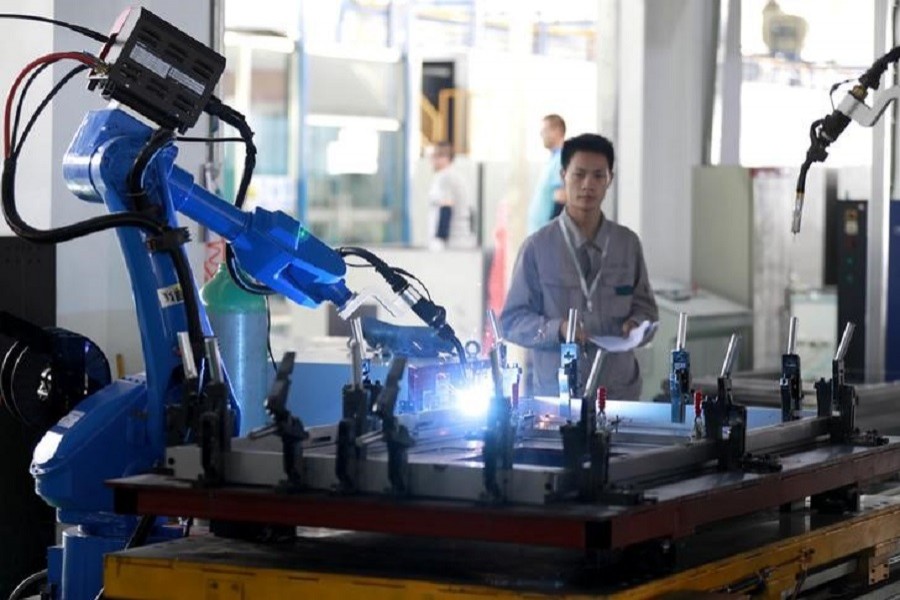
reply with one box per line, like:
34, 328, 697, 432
427, 165, 476, 250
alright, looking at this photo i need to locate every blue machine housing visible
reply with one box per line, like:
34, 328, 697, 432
32, 377, 150, 517
46, 109, 219, 512
31, 108, 230, 599
30, 106, 357, 599
669, 348, 690, 423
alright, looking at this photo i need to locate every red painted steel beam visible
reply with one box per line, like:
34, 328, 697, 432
109, 443, 900, 551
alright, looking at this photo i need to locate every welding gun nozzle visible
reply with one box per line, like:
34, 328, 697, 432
791, 192, 805, 234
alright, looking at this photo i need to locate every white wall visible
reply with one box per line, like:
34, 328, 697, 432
615, 0, 644, 232
462, 49, 598, 273
0, 0, 54, 235
0, 0, 213, 373
464, 50, 598, 164
640, 0, 716, 284
413, 47, 598, 289
741, 81, 873, 168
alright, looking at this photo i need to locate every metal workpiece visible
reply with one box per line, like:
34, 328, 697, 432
177, 331, 198, 380
675, 312, 688, 351
835, 322, 856, 362
166, 402, 833, 506
489, 346, 505, 401
583, 349, 606, 405
720, 333, 741, 378
486, 309, 509, 371
786, 316, 798, 355
791, 191, 805, 234
204, 337, 224, 384
350, 316, 365, 348
487, 309, 502, 342
566, 308, 578, 344
349, 318, 365, 389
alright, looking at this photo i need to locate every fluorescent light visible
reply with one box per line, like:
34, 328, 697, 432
306, 114, 401, 131
224, 31, 296, 54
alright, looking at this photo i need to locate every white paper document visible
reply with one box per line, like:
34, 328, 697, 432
590, 320, 659, 353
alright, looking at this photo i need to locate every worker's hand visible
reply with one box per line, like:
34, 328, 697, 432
622, 319, 640, 338
559, 320, 588, 345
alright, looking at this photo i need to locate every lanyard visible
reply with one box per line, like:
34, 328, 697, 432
558, 218, 609, 313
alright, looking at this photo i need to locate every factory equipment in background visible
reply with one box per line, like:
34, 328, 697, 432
886, 200, 900, 381
0, 239, 56, 599
692, 166, 827, 372
834, 201, 867, 381
9, 7, 900, 600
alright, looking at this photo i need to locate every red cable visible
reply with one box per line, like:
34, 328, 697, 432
4, 51, 97, 158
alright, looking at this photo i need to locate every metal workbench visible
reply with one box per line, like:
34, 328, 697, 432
102, 491, 900, 599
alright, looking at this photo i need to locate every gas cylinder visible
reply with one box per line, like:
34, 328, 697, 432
200, 263, 270, 434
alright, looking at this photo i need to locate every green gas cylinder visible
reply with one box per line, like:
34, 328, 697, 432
200, 263, 270, 434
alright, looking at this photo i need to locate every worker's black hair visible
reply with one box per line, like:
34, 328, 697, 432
561, 133, 615, 171
543, 114, 566, 135
433, 141, 455, 161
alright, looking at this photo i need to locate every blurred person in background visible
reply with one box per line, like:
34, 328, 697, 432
526, 114, 567, 234
427, 141, 476, 251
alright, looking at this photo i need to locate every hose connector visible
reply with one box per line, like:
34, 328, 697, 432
791, 191, 805, 234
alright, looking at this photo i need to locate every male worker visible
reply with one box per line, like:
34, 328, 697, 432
427, 141, 476, 250
500, 133, 658, 400
526, 114, 567, 234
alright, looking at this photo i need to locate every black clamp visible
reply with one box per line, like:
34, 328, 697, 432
848, 429, 889, 447
335, 375, 382, 492
146, 227, 191, 252
373, 357, 413, 495
816, 324, 861, 444
702, 334, 747, 471
780, 318, 803, 423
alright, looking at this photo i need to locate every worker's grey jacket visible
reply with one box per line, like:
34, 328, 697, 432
500, 215, 658, 399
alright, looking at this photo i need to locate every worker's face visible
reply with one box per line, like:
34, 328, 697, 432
430, 150, 450, 171
561, 151, 612, 213
540, 121, 562, 150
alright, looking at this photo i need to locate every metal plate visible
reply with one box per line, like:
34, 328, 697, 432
115, 438, 900, 551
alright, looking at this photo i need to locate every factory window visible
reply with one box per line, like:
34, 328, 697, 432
221, 0, 599, 248
220, 40, 293, 214
223, 2, 407, 245
738, 0, 874, 168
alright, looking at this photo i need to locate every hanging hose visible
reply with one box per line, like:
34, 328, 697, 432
7, 568, 48, 600
338, 246, 466, 366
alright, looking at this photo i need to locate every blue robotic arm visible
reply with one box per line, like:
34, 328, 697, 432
37, 106, 355, 508
167, 168, 353, 309
64, 107, 354, 311
2, 9, 463, 600
22, 105, 362, 600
